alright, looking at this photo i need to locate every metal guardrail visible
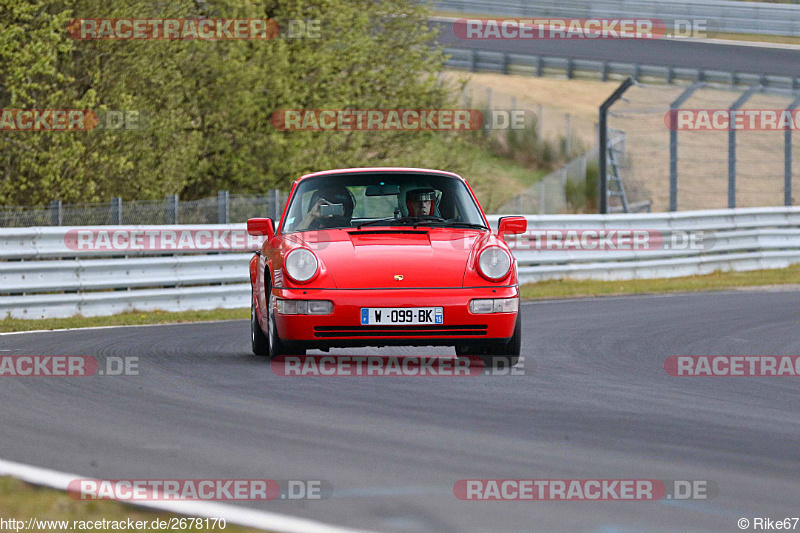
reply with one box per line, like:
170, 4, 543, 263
497, 207, 800, 282
0, 224, 260, 319
2, 207, 799, 319
432, 0, 800, 37
444, 47, 800, 90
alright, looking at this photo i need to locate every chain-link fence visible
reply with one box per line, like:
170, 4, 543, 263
497, 148, 596, 214
605, 81, 800, 212
455, 78, 596, 157
0, 190, 286, 228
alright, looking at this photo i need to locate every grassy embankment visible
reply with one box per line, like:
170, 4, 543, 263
0, 477, 265, 533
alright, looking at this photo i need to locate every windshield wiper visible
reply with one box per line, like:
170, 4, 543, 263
356, 217, 396, 229
356, 216, 445, 229
427, 221, 488, 230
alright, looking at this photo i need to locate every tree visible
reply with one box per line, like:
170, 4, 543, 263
0, 0, 452, 205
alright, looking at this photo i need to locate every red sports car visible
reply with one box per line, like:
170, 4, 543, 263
247, 168, 527, 367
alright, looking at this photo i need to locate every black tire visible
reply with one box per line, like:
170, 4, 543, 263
455, 311, 521, 368
480, 311, 521, 368
472, 312, 522, 368
251, 296, 270, 357
455, 344, 478, 356
265, 284, 306, 357
266, 284, 287, 357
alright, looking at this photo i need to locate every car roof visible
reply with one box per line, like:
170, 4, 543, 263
296, 167, 464, 182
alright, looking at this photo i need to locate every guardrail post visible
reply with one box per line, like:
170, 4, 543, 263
538, 179, 546, 214
536, 104, 542, 139
566, 58, 574, 79
669, 82, 704, 212
632, 64, 640, 82
728, 86, 759, 208
110, 197, 122, 225
565, 114, 572, 154
167, 194, 179, 224
599, 77, 634, 214
502, 52, 510, 74
469, 49, 477, 72
49, 200, 62, 226
536, 56, 543, 77
785, 94, 800, 206
218, 190, 229, 224
269, 189, 281, 220
601, 61, 608, 82
666, 67, 674, 84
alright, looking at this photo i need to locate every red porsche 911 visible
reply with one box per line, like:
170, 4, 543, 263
247, 168, 527, 367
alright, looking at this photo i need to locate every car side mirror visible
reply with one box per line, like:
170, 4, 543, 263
497, 216, 527, 240
247, 218, 275, 239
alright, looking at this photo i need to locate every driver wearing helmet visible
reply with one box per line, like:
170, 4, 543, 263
406, 188, 436, 217
296, 185, 355, 230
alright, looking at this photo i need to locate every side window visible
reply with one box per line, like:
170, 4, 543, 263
284, 189, 316, 232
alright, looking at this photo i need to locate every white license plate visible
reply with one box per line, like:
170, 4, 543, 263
360, 307, 443, 325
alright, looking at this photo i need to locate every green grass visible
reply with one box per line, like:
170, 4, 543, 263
0, 477, 265, 532
521, 264, 800, 300
0, 308, 248, 333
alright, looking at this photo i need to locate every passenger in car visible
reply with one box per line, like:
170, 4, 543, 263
295, 186, 355, 230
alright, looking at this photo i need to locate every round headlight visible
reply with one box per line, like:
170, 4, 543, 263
478, 247, 511, 280
284, 248, 318, 283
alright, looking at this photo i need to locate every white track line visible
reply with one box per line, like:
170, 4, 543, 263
0, 458, 373, 533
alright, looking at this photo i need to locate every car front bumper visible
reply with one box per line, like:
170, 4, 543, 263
272, 286, 519, 349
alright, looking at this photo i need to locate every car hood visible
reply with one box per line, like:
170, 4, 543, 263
297, 228, 485, 288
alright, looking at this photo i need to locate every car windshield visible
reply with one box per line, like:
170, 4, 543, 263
281, 172, 487, 233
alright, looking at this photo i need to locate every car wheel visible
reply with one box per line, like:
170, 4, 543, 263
266, 286, 287, 357
455, 344, 478, 356
251, 296, 270, 357
479, 311, 521, 368
265, 285, 306, 357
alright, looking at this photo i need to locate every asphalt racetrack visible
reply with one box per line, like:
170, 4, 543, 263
2, 290, 800, 532
433, 20, 800, 77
